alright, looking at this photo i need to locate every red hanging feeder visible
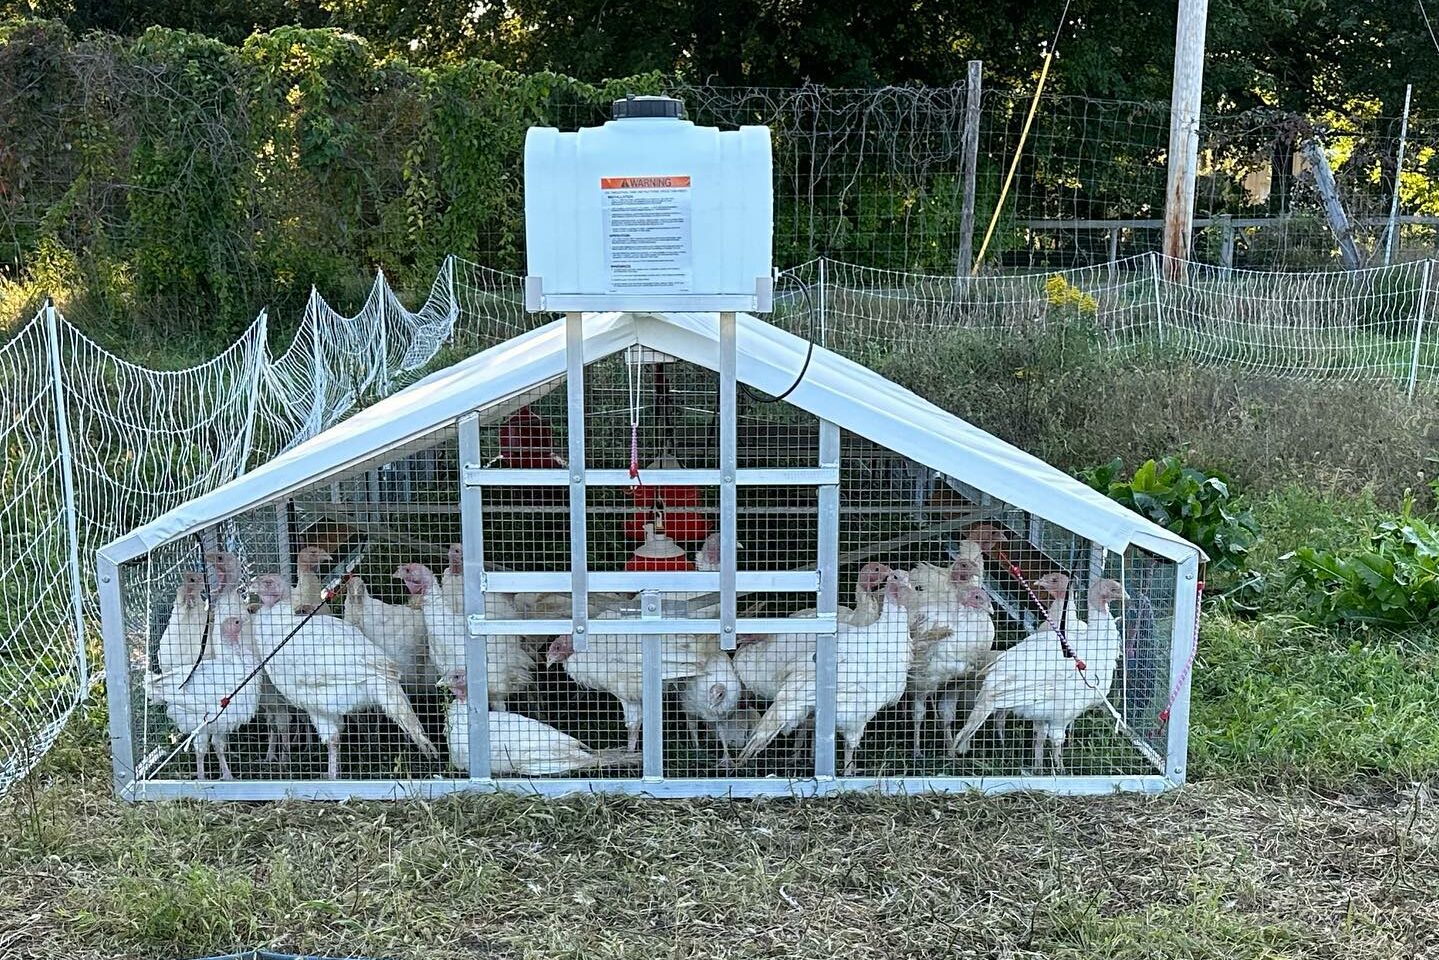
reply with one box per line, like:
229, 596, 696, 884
625, 453, 712, 543
499, 406, 565, 469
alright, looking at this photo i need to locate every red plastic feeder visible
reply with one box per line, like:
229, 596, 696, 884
626, 454, 712, 543
500, 406, 565, 469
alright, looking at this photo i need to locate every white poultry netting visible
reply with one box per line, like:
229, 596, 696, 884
0, 258, 483, 797
4, 249, 1439, 798
775, 254, 1439, 393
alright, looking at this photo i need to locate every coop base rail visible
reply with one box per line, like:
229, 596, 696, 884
122, 774, 1177, 802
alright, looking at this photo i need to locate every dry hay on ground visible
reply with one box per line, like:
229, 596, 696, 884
2, 769, 1436, 960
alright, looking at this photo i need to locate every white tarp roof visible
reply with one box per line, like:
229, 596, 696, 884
100, 311, 1201, 565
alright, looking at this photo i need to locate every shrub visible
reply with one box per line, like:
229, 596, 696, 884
1078, 456, 1257, 572
1286, 504, 1439, 628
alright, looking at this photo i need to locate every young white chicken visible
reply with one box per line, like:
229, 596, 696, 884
545, 615, 710, 753
205, 549, 293, 765
394, 562, 531, 709
730, 571, 915, 776
345, 574, 430, 694
903, 576, 995, 757
734, 561, 891, 702
253, 573, 438, 779
951, 578, 1127, 773
149, 614, 262, 781
441, 670, 639, 776
680, 641, 743, 760
153, 574, 208, 682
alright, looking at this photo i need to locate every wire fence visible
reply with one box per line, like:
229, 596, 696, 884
3, 250, 1439, 798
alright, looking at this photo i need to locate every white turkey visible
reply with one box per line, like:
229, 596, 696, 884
440, 542, 465, 616
394, 561, 532, 710
153, 574, 208, 682
292, 546, 334, 614
545, 615, 710, 753
908, 539, 984, 597
680, 641, 742, 760
730, 570, 915, 775
440, 670, 638, 776
345, 574, 430, 694
206, 549, 293, 765
902, 574, 995, 757
148, 614, 262, 781
734, 561, 891, 703
252, 573, 437, 779
951, 578, 1126, 773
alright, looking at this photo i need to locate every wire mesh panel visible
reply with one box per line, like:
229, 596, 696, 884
116, 431, 469, 788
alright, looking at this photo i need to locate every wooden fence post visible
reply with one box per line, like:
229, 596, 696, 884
956, 60, 983, 276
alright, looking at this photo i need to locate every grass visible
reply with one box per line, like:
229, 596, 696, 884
4, 707, 1437, 960
1190, 613, 1439, 784
6, 309, 1439, 955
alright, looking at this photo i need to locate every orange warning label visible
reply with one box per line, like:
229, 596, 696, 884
600, 175, 692, 189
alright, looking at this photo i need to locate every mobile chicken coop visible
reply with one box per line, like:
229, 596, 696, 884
98, 97, 1202, 801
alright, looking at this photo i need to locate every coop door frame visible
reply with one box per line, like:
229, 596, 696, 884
456, 311, 843, 783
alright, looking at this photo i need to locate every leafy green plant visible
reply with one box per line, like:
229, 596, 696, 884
1079, 456, 1258, 571
1286, 504, 1439, 627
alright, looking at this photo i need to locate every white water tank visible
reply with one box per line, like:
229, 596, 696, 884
524, 95, 773, 313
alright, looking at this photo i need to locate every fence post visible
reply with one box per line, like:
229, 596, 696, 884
818, 257, 828, 344
306, 288, 328, 438
237, 309, 266, 476
44, 300, 89, 691
1218, 215, 1235, 268
375, 269, 392, 396
1408, 259, 1432, 398
1162, 0, 1208, 273
956, 60, 983, 275
1150, 251, 1166, 348
1384, 84, 1413, 266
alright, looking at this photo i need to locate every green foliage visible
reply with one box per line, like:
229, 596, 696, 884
1286, 505, 1439, 628
0, 20, 663, 335
1080, 456, 1258, 572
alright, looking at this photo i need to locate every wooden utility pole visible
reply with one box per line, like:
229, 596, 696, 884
956, 60, 983, 275
1162, 0, 1209, 278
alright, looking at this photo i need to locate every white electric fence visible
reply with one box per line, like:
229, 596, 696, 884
2, 251, 1437, 797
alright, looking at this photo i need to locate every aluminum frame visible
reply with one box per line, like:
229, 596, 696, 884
104, 309, 1200, 802
120, 774, 1178, 802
